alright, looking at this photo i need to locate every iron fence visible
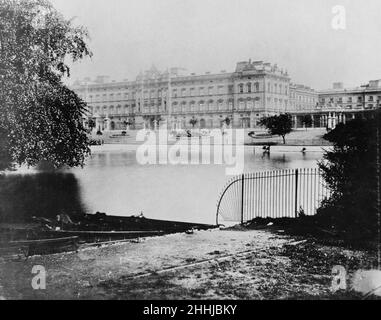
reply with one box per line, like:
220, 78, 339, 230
216, 168, 331, 225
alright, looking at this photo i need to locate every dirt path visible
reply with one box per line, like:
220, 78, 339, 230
0, 229, 376, 300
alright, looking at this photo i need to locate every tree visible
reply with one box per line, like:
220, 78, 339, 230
88, 119, 96, 131
222, 117, 231, 128
189, 118, 198, 128
0, 0, 92, 171
155, 115, 164, 127
259, 113, 293, 144
317, 114, 380, 241
301, 115, 313, 130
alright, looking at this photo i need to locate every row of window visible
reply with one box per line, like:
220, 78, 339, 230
321, 95, 381, 104
291, 95, 317, 104
82, 81, 291, 102
89, 99, 263, 116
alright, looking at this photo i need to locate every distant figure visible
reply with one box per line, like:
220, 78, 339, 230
301, 148, 307, 154
262, 145, 271, 157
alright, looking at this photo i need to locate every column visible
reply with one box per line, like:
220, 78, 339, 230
327, 114, 330, 127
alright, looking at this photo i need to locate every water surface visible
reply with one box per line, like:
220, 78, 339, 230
0, 145, 325, 224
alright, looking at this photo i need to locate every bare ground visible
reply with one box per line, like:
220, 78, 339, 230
0, 229, 377, 300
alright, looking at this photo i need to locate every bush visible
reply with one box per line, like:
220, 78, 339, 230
316, 113, 380, 242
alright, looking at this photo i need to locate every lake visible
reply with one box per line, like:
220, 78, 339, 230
0, 145, 326, 225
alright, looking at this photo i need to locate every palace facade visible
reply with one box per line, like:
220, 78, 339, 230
72, 61, 380, 131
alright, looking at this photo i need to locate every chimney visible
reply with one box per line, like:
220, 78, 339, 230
333, 82, 344, 90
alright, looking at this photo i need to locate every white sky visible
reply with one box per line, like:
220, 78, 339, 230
50, 0, 381, 90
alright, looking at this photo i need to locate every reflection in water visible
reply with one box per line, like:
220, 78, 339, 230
1, 147, 324, 225
0, 173, 87, 223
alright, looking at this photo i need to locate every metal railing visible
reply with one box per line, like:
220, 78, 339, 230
216, 168, 331, 225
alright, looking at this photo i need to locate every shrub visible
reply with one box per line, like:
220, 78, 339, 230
317, 113, 380, 241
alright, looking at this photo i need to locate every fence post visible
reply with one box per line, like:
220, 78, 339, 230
295, 169, 299, 218
241, 174, 245, 224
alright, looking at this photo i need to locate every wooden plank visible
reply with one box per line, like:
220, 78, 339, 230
50, 230, 164, 235
9, 236, 79, 245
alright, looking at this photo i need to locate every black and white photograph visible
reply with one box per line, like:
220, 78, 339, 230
0, 0, 381, 309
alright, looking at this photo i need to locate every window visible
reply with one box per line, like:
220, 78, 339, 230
181, 88, 187, 97
190, 88, 195, 96
228, 85, 234, 94
208, 101, 214, 110
208, 87, 214, 95
239, 101, 245, 110
238, 84, 244, 94
218, 86, 224, 95
199, 88, 204, 96
247, 83, 252, 93
369, 96, 374, 102
173, 89, 177, 98
218, 101, 223, 110
247, 101, 253, 109
255, 82, 259, 92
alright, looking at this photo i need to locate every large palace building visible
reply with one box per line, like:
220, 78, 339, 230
72, 60, 380, 131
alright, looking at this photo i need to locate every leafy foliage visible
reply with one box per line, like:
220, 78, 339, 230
317, 114, 380, 241
301, 115, 313, 129
222, 117, 231, 127
87, 118, 96, 130
0, 0, 92, 171
259, 113, 293, 144
189, 118, 198, 128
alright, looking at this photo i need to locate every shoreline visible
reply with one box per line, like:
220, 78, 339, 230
90, 144, 332, 153
0, 228, 377, 300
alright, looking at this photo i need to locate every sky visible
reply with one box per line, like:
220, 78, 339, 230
50, 0, 381, 90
